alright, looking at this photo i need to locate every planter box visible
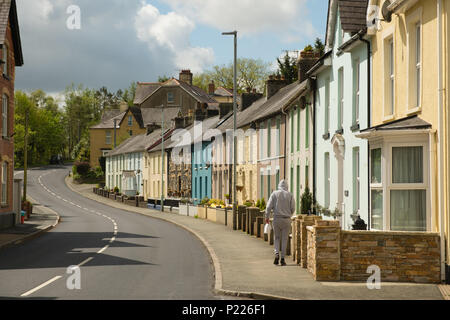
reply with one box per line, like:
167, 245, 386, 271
188, 205, 197, 217
216, 208, 227, 225
226, 209, 234, 229
179, 204, 189, 216
207, 208, 217, 223
197, 206, 207, 219
109, 193, 116, 200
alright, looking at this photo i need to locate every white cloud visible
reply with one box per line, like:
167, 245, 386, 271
161, 0, 316, 41
134, 3, 214, 74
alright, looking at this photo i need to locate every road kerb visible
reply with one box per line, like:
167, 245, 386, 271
65, 176, 294, 300
0, 195, 60, 251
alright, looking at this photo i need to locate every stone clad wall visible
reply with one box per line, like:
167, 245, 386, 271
304, 219, 441, 283
340, 231, 441, 283
306, 220, 341, 281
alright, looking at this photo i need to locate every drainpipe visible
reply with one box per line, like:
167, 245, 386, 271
437, 0, 446, 283
359, 33, 371, 230
281, 108, 288, 185
311, 79, 317, 214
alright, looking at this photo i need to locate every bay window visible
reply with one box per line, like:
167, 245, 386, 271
370, 141, 429, 231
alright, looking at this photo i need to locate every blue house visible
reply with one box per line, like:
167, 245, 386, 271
191, 116, 221, 204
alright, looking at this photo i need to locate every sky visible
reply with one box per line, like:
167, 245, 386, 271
15, 0, 329, 99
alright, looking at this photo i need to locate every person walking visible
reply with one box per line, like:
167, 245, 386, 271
265, 180, 295, 266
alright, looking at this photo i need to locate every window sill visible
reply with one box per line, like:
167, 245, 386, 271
350, 123, 360, 132
383, 115, 395, 122
406, 107, 421, 116
322, 132, 330, 140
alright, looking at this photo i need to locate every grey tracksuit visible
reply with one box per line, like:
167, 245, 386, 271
265, 180, 295, 259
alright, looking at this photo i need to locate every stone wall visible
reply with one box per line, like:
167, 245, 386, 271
303, 219, 441, 284
340, 231, 441, 283
306, 220, 341, 281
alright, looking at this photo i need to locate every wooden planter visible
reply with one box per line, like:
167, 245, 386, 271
197, 206, 207, 219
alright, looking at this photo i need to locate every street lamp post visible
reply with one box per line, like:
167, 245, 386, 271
222, 31, 238, 215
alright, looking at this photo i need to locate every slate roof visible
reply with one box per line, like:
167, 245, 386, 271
108, 130, 162, 156
338, 0, 369, 33
161, 116, 222, 150
128, 106, 144, 128
133, 83, 161, 105
101, 109, 122, 122
134, 78, 217, 106
91, 111, 126, 129
360, 116, 432, 132
0, 0, 22, 66
141, 107, 181, 126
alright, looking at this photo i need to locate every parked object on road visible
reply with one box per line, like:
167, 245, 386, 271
265, 180, 295, 265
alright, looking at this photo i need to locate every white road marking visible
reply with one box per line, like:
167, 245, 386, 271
98, 245, 109, 254
20, 276, 63, 297
78, 257, 94, 267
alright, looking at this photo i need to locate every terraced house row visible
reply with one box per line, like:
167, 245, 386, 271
96, 0, 450, 282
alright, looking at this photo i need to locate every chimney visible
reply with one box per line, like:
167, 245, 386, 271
240, 92, 263, 111
266, 76, 288, 99
208, 81, 216, 95
179, 69, 193, 85
119, 101, 128, 113
173, 117, 186, 129
219, 103, 233, 118
146, 123, 160, 135
297, 50, 321, 83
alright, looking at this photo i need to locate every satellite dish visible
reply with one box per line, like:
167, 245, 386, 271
382, 0, 393, 23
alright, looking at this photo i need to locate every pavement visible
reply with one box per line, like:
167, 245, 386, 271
66, 177, 446, 300
0, 196, 60, 251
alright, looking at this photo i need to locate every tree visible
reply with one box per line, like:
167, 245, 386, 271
14, 90, 66, 167
121, 82, 137, 107
314, 38, 325, 56
193, 58, 271, 94
276, 53, 298, 84
158, 75, 170, 83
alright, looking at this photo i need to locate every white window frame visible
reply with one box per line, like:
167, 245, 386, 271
325, 77, 330, 134
338, 67, 344, 130
3, 44, 8, 76
369, 136, 430, 231
406, 8, 422, 113
353, 58, 360, 125
1, 161, 7, 205
167, 92, 175, 104
2, 94, 7, 138
105, 131, 112, 145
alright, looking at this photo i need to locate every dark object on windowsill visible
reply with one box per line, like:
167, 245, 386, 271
322, 132, 330, 140
2, 73, 10, 81
350, 123, 360, 132
352, 215, 367, 230
335, 128, 344, 135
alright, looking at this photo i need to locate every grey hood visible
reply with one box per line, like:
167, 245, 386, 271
278, 180, 289, 192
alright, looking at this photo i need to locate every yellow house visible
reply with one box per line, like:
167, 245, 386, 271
143, 146, 168, 201
89, 103, 146, 168
360, 0, 449, 280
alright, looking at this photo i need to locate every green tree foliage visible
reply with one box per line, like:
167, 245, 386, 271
193, 58, 271, 94
158, 75, 170, 83
300, 187, 313, 215
14, 90, 66, 167
276, 53, 298, 84
314, 38, 325, 56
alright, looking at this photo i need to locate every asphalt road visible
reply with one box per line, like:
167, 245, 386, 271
0, 166, 217, 300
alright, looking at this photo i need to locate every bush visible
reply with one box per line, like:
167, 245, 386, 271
74, 161, 91, 177
94, 166, 104, 179
200, 197, 210, 206
244, 200, 254, 207
256, 198, 266, 211
300, 187, 313, 215
113, 186, 119, 193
